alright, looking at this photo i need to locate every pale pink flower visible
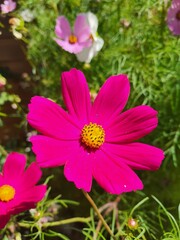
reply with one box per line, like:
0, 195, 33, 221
27, 68, 164, 194
0, 152, 47, 229
54, 15, 92, 54
167, 0, 180, 35
1, 0, 16, 14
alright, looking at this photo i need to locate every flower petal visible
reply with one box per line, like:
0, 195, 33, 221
64, 146, 93, 192
30, 135, 79, 168
76, 46, 94, 63
3, 152, 26, 183
91, 74, 130, 125
27, 96, 80, 140
86, 12, 98, 34
18, 185, 47, 203
74, 14, 91, 45
21, 162, 43, 188
76, 37, 104, 63
54, 38, 84, 53
55, 16, 71, 39
61, 68, 91, 124
0, 214, 10, 229
103, 142, 164, 171
0, 174, 3, 184
106, 105, 158, 143
9, 202, 35, 216
93, 37, 104, 51
92, 150, 143, 194
11, 185, 47, 215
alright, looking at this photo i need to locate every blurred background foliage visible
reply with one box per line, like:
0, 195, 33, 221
0, 0, 180, 239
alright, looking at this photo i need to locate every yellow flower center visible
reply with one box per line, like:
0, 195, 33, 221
81, 122, 105, 149
89, 34, 94, 41
0, 184, 15, 202
68, 34, 77, 44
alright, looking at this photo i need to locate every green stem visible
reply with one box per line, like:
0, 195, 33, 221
43, 217, 90, 228
19, 217, 90, 228
82, 190, 116, 239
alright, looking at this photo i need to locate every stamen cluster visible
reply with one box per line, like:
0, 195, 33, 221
0, 184, 15, 202
81, 122, 105, 149
69, 35, 78, 44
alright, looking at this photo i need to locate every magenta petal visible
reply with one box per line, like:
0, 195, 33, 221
91, 74, 130, 126
3, 152, 26, 183
21, 162, 42, 189
55, 16, 71, 39
19, 185, 47, 203
106, 105, 158, 143
74, 14, 91, 44
0, 214, 10, 229
11, 185, 47, 216
64, 146, 93, 192
0, 174, 3, 183
27, 96, 80, 140
30, 135, 79, 168
61, 68, 91, 124
92, 150, 143, 194
9, 202, 36, 216
103, 142, 164, 171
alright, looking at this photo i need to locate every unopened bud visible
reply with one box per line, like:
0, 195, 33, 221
127, 218, 139, 230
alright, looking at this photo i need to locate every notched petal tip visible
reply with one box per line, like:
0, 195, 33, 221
61, 68, 81, 78
61, 68, 91, 122
4, 152, 27, 174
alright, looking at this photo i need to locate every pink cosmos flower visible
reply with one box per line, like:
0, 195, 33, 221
54, 15, 92, 54
167, 0, 180, 35
1, 0, 16, 14
27, 68, 164, 194
0, 152, 47, 229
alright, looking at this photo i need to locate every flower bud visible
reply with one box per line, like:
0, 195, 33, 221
127, 218, 139, 230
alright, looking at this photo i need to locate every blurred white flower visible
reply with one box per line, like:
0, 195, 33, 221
9, 17, 21, 26
20, 9, 34, 22
9, 17, 25, 39
76, 12, 104, 63
12, 28, 23, 39
11, 103, 18, 109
